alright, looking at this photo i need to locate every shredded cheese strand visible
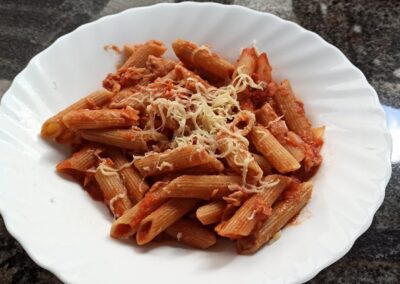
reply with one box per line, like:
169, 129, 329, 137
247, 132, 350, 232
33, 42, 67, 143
109, 192, 127, 217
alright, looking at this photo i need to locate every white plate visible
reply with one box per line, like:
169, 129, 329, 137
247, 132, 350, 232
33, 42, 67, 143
0, 2, 392, 284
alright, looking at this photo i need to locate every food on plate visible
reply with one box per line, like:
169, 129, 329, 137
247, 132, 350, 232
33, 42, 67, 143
41, 39, 324, 254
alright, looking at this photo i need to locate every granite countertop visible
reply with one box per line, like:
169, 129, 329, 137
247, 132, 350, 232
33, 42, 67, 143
0, 0, 399, 283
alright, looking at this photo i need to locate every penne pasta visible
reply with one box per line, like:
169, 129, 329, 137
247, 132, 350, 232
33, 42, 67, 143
237, 181, 313, 254
84, 179, 104, 201
133, 146, 211, 177
172, 39, 234, 81
62, 107, 139, 130
109, 93, 147, 110
256, 102, 305, 162
94, 159, 133, 218
80, 128, 167, 152
56, 144, 103, 174
110, 86, 139, 105
54, 128, 81, 145
255, 53, 272, 83
150, 158, 225, 183
230, 110, 255, 136
196, 200, 226, 225
162, 175, 242, 200
256, 102, 322, 169
136, 198, 199, 245
249, 126, 300, 173
41, 89, 113, 138
154, 156, 225, 181
146, 55, 176, 77
255, 102, 281, 127
121, 40, 167, 69
174, 64, 212, 90
123, 44, 139, 60
103, 66, 153, 93
110, 182, 169, 238
108, 148, 149, 203
216, 175, 291, 239
174, 157, 224, 175
217, 134, 263, 184
165, 218, 217, 249
44, 39, 324, 254
233, 47, 257, 78
274, 80, 314, 143
284, 143, 305, 162
109, 78, 178, 110
312, 126, 325, 143
251, 153, 272, 175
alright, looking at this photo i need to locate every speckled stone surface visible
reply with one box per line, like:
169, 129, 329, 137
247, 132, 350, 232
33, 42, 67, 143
0, 0, 399, 283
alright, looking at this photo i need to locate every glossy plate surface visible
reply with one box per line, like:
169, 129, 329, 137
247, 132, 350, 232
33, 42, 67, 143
0, 2, 391, 284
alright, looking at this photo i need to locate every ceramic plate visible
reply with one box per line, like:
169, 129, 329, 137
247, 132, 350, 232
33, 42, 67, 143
0, 2, 392, 284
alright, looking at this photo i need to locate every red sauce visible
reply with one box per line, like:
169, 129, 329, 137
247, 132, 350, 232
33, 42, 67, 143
239, 97, 255, 111
292, 164, 321, 182
281, 179, 302, 200
85, 181, 103, 201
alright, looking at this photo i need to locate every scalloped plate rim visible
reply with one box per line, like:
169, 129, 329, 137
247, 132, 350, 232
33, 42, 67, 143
0, 2, 392, 284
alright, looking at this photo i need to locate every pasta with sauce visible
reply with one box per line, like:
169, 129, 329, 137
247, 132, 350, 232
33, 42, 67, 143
41, 39, 323, 254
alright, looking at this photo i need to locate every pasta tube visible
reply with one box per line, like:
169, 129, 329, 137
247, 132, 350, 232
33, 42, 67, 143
136, 198, 198, 245
165, 218, 217, 249
41, 90, 113, 138
237, 181, 312, 254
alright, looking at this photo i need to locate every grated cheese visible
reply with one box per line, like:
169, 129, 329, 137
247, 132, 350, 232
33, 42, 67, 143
156, 161, 174, 171
116, 157, 136, 170
94, 154, 138, 176
244, 178, 281, 193
109, 192, 127, 217
98, 162, 119, 177
234, 152, 255, 185
112, 67, 266, 188
247, 209, 256, 220
227, 177, 280, 195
